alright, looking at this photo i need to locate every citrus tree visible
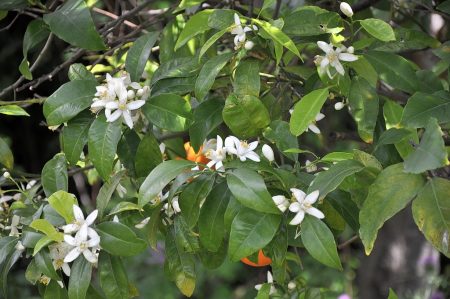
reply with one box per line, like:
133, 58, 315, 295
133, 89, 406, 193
0, 0, 449, 298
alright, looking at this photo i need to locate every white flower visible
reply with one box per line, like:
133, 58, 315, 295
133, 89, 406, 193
5, 215, 21, 237
231, 13, 257, 48
272, 195, 290, 212
255, 271, 276, 295
159, 143, 166, 154
64, 224, 100, 264
15, 240, 25, 252
112, 215, 120, 223
61, 205, 98, 234
225, 136, 260, 162
288, 189, 324, 225
135, 217, 150, 229
340, 2, 354, 17
105, 98, 146, 129
49, 242, 72, 276
244, 40, 254, 50
26, 180, 37, 190
162, 196, 181, 218
204, 135, 227, 170
2, 172, 10, 179
316, 41, 358, 78
306, 113, 325, 134
262, 144, 275, 162
334, 101, 345, 110
305, 160, 317, 173
172, 197, 181, 214
288, 281, 297, 290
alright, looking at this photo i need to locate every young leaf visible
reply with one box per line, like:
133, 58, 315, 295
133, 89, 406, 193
0, 105, 29, 117
222, 94, 270, 139
290, 88, 329, 136
198, 182, 230, 252
41, 153, 68, 197
412, 177, 450, 257
68, 257, 92, 299
253, 19, 300, 57
404, 118, 448, 174
142, 94, 193, 132
387, 289, 399, 299
348, 77, 379, 143
195, 53, 233, 101
62, 111, 93, 165
96, 170, 126, 220
175, 10, 213, 50
233, 59, 260, 97
0, 137, 13, 169
88, 115, 122, 181
96, 222, 147, 256
359, 19, 395, 42
99, 252, 129, 299
43, 0, 105, 50
301, 216, 342, 270
125, 31, 159, 82
138, 160, 195, 207
228, 208, 281, 261
29, 219, 63, 242
47, 191, 78, 224
359, 163, 425, 255
227, 168, 280, 214
401, 92, 450, 128
43, 80, 97, 126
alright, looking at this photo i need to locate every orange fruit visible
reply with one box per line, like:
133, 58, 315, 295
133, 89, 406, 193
184, 142, 209, 165
241, 249, 272, 267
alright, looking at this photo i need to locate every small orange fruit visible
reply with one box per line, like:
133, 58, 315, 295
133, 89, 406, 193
241, 249, 272, 267
184, 142, 209, 165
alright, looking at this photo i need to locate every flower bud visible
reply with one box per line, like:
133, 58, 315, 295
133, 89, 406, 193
244, 40, 254, 50
334, 101, 345, 110
288, 281, 297, 290
340, 2, 353, 17
3, 172, 10, 179
127, 89, 135, 100
262, 144, 275, 162
347, 46, 354, 54
172, 198, 181, 213
136, 89, 144, 97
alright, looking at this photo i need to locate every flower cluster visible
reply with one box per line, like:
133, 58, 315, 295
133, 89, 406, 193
315, 41, 358, 78
91, 72, 149, 129
231, 13, 258, 50
272, 188, 324, 226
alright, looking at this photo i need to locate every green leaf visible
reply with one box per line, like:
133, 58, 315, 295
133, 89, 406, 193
253, 19, 300, 57
175, 10, 213, 50
152, 76, 196, 97
228, 208, 281, 261
68, 257, 92, 299
348, 57, 378, 88
401, 92, 450, 128
174, 216, 200, 253
117, 130, 140, 177
437, 0, 450, 14
99, 253, 129, 299
404, 118, 448, 174
255, 284, 271, 299
143, 94, 193, 132
290, 88, 329, 136
321, 152, 354, 163
88, 115, 122, 181
348, 77, 379, 143
283, 7, 340, 36
19, 19, 50, 80
360, 18, 395, 42
134, 131, 163, 178
35, 250, 60, 281
47, 191, 78, 224
387, 289, 399, 299
364, 51, 419, 94
179, 173, 215, 228
96, 222, 147, 256
0, 105, 29, 116
68, 63, 96, 81
0, 137, 13, 169
263, 120, 299, 161
233, 59, 260, 97
189, 99, 224, 151
174, 0, 203, 13
412, 177, 450, 257
222, 94, 270, 139
199, 26, 231, 58
308, 159, 364, 199
0, 246, 21, 298
43, 0, 105, 50
43, 80, 97, 126
96, 170, 126, 220
227, 168, 280, 214
375, 128, 412, 148
359, 163, 425, 255
0, 0, 27, 10
125, 31, 159, 82
33, 236, 54, 256
150, 57, 200, 86
29, 219, 63, 242
108, 201, 141, 216
207, 9, 235, 29
41, 153, 68, 197
198, 182, 229, 251
44, 280, 67, 299
62, 111, 93, 165
301, 216, 342, 270
195, 53, 233, 101
138, 160, 195, 207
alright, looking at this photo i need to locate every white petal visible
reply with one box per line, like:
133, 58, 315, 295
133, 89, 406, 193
289, 210, 305, 225
278, 204, 288, 213
254, 284, 262, 291
76, 225, 88, 243
317, 41, 333, 54
289, 202, 301, 213
272, 195, 287, 205
73, 205, 85, 222
245, 151, 260, 162
234, 34, 240, 46
308, 124, 321, 134
305, 190, 320, 204
248, 141, 258, 151
267, 271, 273, 283
64, 248, 81, 263
82, 250, 98, 264
234, 13, 241, 26
243, 26, 252, 32
215, 161, 224, 171
106, 110, 122, 123
290, 188, 306, 201
62, 263, 71, 276
334, 61, 345, 75
62, 224, 78, 234
206, 160, 216, 168
130, 82, 141, 89
306, 207, 325, 219
262, 144, 274, 162
87, 236, 100, 248
105, 101, 119, 110
127, 100, 146, 110
85, 210, 98, 226
91, 100, 107, 108
339, 53, 358, 62
320, 57, 330, 69
122, 110, 134, 129
315, 113, 325, 121
63, 235, 77, 246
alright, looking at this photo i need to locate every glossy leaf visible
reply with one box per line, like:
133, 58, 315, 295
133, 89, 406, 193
263, 120, 299, 161
96, 222, 147, 256
359, 163, 425, 255
96, 171, 126, 220
68, 257, 92, 299
175, 10, 213, 50
0, 137, 13, 169
0, 105, 29, 116
41, 153, 68, 197
19, 19, 49, 80
125, 31, 159, 82
195, 53, 233, 101
134, 131, 163, 178
233, 59, 260, 97
47, 191, 78, 224
360, 18, 395, 42
99, 253, 129, 299
150, 57, 200, 86
199, 26, 231, 58
88, 115, 122, 181
401, 92, 450, 128
189, 99, 224, 151
35, 250, 60, 281
68, 63, 96, 81
62, 111, 93, 165
253, 19, 300, 57
290, 88, 329, 136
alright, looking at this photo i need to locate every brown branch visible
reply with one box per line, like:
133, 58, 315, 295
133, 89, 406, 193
338, 235, 359, 250
93, 7, 139, 29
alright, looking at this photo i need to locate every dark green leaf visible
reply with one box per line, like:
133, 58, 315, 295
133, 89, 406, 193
174, 216, 200, 253
189, 99, 224, 151
68, 63, 96, 81
117, 130, 140, 177
263, 120, 298, 161
284, 7, 340, 36
68, 257, 92, 299
99, 253, 129, 299
150, 57, 200, 86
401, 92, 450, 128
96, 171, 126, 220
96, 222, 147, 256
233, 59, 260, 97
195, 53, 233, 101
44, 280, 67, 299
35, 250, 60, 281
62, 111, 93, 165
199, 26, 231, 58
41, 153, 68, 197
152, 76, 196, 97
135, 131, 163, 178
126, 31, 159, 82
0, 0, 27, 10
19, 19, 49, 80
175, 10, 213, 50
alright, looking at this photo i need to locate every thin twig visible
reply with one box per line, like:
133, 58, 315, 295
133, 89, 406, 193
338, 235, 359, 250
0, 13, 20, 33
93, 7, 139, 29
0, 98, 46, 106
